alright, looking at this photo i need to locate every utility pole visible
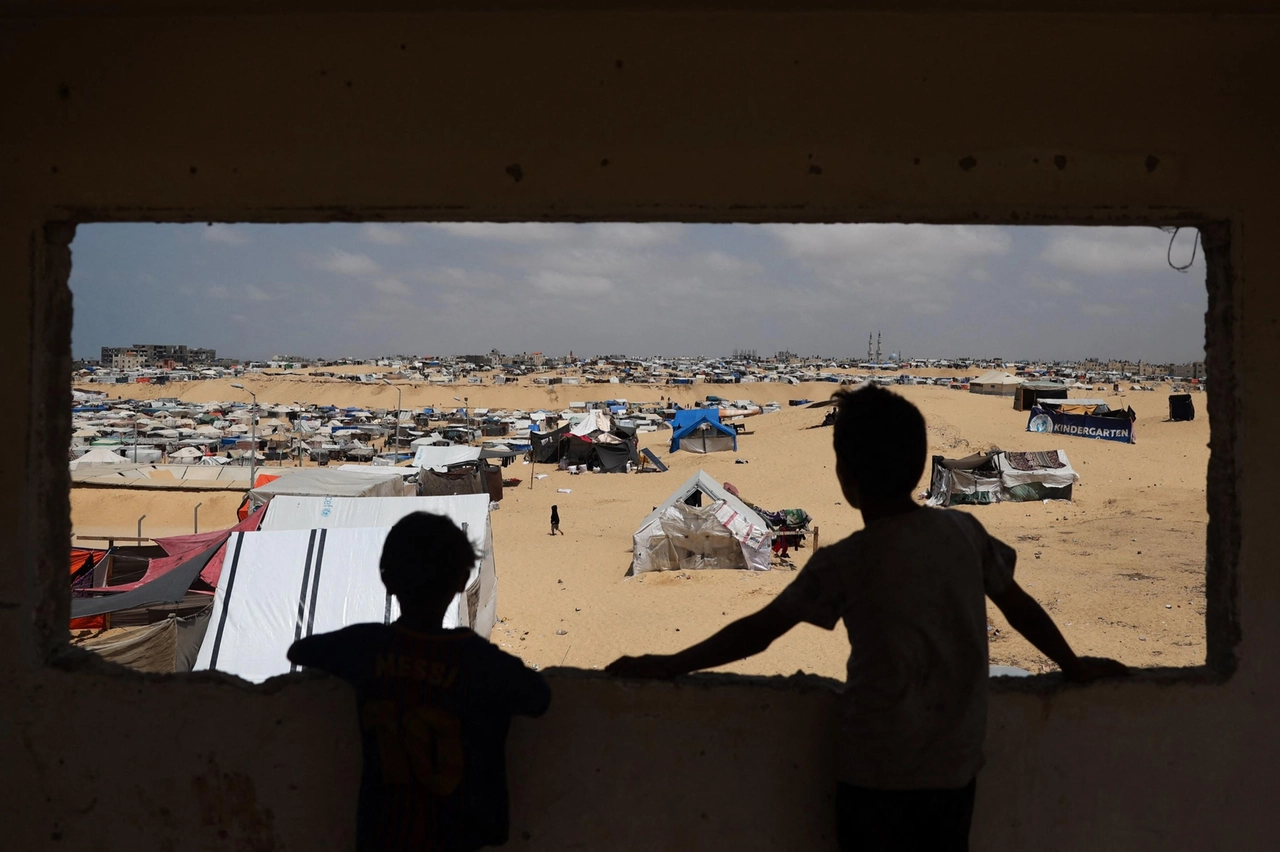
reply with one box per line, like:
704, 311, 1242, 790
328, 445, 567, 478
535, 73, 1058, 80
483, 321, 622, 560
231, 383, 257, 488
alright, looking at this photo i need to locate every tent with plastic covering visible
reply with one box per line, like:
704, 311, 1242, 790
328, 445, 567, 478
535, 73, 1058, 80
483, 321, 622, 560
925, 449, 1079, 507
195, 494, 496, 683
669, 408, 737, 454
632, 470, 771, 573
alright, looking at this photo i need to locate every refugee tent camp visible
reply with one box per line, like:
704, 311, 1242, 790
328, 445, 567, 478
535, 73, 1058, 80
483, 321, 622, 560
969, 370, 1024, 397
925, 449, 1080, 506
632, 470, 771, 573
198, 494, 497, 683
669, 408, 737, 454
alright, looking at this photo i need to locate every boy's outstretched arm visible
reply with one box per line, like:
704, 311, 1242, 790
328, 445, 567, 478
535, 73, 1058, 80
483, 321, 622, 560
988, 581, 1129, 682
607, 600, 801, 679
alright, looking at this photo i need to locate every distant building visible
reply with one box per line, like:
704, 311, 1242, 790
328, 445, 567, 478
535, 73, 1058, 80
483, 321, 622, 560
111, 350, 145, 370
99, 344, 216, 367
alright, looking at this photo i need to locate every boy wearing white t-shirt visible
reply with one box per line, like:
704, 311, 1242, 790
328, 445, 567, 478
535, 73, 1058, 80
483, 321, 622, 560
608, 385, 1128, 851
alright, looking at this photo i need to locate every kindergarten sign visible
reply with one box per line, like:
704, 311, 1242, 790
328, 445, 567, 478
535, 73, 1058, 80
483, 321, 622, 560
1027, 406, 1136, 444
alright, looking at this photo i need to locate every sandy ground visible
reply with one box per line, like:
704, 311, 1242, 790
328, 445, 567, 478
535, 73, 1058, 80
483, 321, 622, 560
70, 378, 1209, 677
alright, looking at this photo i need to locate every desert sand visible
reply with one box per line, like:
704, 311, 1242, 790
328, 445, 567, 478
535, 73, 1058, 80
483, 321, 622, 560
71, 377, 1209, 678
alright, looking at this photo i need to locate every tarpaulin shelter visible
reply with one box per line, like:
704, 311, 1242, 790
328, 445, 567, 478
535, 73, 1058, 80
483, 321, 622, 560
1169, 394, 1196, 421
1027, 404, 1136, 444
244, 467, 414, 513
72, 509, 265, 618
1014, 382, 1071, 411
198, 494, 497, 683
669, 408, 737, 454
926, 449, 1079, 506
530, 423, 571, 463
632, 470, 771, 573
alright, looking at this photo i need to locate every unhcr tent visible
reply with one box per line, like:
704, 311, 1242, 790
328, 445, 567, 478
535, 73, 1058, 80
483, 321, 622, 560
969, 370, 1023, 397
926, 449, 1079, 507
632, 470, 771, 573
199, 494, 497, 683
669, 409, 737, 454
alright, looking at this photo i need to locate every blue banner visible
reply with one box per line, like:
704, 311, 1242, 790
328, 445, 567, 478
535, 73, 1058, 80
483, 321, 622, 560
1026, 406, 1135, 444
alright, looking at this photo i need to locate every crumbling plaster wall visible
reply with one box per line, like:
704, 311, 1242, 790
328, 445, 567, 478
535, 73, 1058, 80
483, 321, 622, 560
1, 7, 1276, 850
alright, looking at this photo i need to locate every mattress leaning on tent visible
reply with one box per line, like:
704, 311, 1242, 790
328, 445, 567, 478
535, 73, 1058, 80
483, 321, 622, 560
632, 470, 771, 573
196, 494, 497, 683
925, 449, 1079, 507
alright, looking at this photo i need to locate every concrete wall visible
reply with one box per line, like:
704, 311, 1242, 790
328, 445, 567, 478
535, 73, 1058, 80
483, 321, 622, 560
2, 5, 1275, 849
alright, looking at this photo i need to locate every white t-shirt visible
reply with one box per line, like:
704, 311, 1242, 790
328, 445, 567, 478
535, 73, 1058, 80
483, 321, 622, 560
774, 507, 1016, 790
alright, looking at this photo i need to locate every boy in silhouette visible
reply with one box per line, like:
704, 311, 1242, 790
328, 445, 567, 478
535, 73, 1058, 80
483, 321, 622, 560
608, 385, 1127, 851
289, 512, 550, 851
550, 505, 563, 536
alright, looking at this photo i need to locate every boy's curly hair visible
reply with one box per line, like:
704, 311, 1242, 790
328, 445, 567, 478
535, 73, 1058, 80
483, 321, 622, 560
830, 385, 927, 499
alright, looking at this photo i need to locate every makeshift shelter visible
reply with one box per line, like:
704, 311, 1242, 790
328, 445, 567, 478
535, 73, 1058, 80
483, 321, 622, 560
969, 370, 1024, 397
1027, 404, 1136, 444
632, 470, 771, 573
198, 494, 497, 683
244, 467, 414, 513
1014, 382, 1070, 411
530, 423, 571, 463
669, 409, 737, 454
1169, 394, 1196, 421
926, 449, 1079, 506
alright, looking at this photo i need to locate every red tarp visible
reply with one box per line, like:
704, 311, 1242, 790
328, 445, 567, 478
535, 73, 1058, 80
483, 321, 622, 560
85, 508, 264, 594
70, 548, 108, 630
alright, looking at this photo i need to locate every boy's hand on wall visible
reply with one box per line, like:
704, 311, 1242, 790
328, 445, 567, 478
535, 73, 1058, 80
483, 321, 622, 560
1062, 656, 1130, 682
606, 655, 682, 679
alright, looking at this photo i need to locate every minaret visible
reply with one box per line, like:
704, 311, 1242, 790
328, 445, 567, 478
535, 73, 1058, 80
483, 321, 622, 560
867, 334, 873, 363
875, 332, 882, 364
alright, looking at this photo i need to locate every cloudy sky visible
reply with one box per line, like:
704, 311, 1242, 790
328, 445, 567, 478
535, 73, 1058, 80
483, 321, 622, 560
69, 223, 1206, 363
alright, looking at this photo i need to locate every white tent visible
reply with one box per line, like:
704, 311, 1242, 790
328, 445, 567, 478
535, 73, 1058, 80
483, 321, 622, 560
69, 447, 129, 469
170, 446, 204, 461
411, 444, 482, 471
969, 370, 1024, 397
632, 470, 772, 574
247, 468, 413, 511
196, 494, 497, 683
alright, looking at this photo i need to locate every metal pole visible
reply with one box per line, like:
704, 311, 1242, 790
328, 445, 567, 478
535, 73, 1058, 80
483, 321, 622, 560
137, 514, 147, 540
250, 388, 258, 483
396, 385, 403, 463
194, 502, 203, 534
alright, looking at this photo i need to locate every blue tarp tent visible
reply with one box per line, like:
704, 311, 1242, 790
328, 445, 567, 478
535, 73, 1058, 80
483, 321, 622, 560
670, 409, 737, 454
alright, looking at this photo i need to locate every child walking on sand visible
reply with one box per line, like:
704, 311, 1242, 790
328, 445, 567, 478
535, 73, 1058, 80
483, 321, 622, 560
550, 504, 563, 536
608, 385, 1127, 851
288, 512, 550, 852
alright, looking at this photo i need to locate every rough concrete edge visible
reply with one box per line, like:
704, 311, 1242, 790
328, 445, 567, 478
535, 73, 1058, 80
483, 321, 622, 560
50, 205, 1218, 227
29, 222, 75, 663
1201, 221, 1241, 676
36, 210, 1231, 694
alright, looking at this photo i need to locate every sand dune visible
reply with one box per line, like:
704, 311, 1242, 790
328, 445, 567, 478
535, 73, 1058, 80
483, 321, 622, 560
70, 377, 1209, 677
